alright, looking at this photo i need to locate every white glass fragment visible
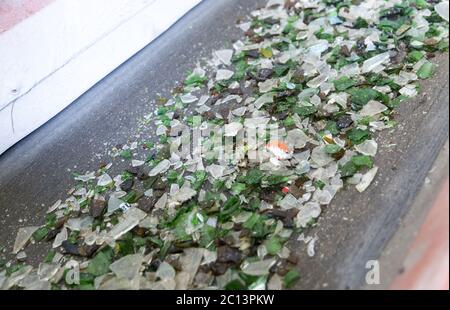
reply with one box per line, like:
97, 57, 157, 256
216, 69, 235, 81
215, 49, 234, 66
97, 174, 113, 187
156, 262, 176, 280
355, 140, 378, 157
254, 93, 274, 109
359, 100, 388, 117
296, 202, 321, 228
180, 94, 198, 104
356, 167, 379, 193
149, 159, 171, 177
172, 183, 197, 204
207, 164, 226, 179
241, 258, 277, 276
435, 2, 449, 22
108, 207, 147, 240
224, 122, 244, 137
287, 129, 309, 149
109, 254, 143, 280
361, 52, 391, 73
53, 227, 68, 249
311, 146, 334, 167
13, 227, 39, 254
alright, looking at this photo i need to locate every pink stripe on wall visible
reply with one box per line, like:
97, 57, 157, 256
391, 179, 449, 290
0, 0, 54, 33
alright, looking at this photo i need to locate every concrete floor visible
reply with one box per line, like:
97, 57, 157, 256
373, 141, 449, 290
0, 0, 448, 289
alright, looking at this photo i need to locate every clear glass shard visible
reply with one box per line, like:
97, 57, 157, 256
13, 227, 39, 254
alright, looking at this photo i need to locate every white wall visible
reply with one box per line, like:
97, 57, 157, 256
0, 0, 202, 154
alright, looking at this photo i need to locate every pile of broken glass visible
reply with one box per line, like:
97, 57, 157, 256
1, 0, 448, 290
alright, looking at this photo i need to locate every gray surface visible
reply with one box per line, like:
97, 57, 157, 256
0, 0, 267, 269
291, 53, 449, 290
372, 140, 449, 290
0, 0, 448, 290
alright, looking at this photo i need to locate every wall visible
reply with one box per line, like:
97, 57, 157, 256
0, 0, 202, 154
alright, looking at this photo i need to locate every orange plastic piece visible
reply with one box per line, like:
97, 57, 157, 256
266, 141, 289, 153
